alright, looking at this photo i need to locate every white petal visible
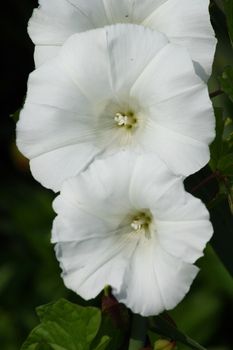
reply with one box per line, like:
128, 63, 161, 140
60, 28, 113, 101
115, 237, 198, 316
105, 24, 168, 98
154, 187, 213, 263
143, 123, 211, 176
148, 85, 215, 144
34, 45, 60, 67
141, 0, 217, 78
128, 155, 213, 264
128, 153, 182, 209
157, 220, 213, 264
18, 24, 215, 190
55, 234, 137, 300
130, 0, 168, 22
28, 2, 93, 45
16, 50, 107, 190
30, 144, 98, 192
28, 0, 216, 75
131, 44, 215, 175
52, 153, 136, 222
52, 152, 212, 314
99, 0, 131, 23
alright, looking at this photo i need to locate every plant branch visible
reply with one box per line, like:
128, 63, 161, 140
209, 90, 224, 99
190, 172, 218, 194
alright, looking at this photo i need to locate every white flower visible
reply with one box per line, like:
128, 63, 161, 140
29, 0, 216, 80
17, 24, 215, 192
52, 151, 213, 316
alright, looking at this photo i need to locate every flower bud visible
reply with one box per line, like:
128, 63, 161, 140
154, 339, 176, 350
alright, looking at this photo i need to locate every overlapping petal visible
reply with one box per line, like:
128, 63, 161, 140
29, 0, 216, 80
52, 152, 213, 316
17, 24, 215, 191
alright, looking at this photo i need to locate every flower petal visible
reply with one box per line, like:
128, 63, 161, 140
131, 43, 214, 175
29, 0, 216, 77
52, 152, 212, 315
153, 185, 213, 263
141, 0, 216, 78
34, 45, 60, 67
115, 237, 198, 316
55, 234, 137, 300
17, 24, 215, 190
28, 0, 93, 45
105, 24, 168, 98
30, 144, 98, 192
128, 153, 182, 210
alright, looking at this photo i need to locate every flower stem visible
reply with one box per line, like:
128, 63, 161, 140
190, 172, 218, 194
209, 89, 224, 99
128, 314, 147, 350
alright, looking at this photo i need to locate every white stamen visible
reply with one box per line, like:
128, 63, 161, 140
131, 219, 144, 231
115, 113, 128, 126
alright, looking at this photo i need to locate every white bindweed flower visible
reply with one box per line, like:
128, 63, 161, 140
17, 25, 215, 192
29, 0, 216, 80
52, 152, 213, 316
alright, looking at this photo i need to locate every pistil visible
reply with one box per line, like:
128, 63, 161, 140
130, 212, 151, 234
114, 111, 137, 129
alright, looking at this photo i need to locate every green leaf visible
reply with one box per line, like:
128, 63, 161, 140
92, 336, 110, 350
10, 108, 21, 122
219, 66, 233, 102
224, 0, 233, 45
148, 315, 207, 350
21, 299, 110, 350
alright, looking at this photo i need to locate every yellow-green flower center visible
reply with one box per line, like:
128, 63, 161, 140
114, 111, 137, 129
131, 212, 152, 233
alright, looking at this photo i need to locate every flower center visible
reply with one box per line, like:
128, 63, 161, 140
131, 212, 152, 234
114, 111, 137, 129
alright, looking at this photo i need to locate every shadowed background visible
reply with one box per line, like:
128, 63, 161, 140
1, 1, 233, 349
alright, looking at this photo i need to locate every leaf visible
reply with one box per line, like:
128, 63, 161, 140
93, 336, 110, 350
219, 66, 233, 103
10, 108, 21, 122
148, 316, 206, 350
224, 0, 233, 45
21, 299, 110, 350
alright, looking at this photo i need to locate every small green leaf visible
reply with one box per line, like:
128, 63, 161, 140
224, 0, 233, 45
219, 66, 233, 103
149, 315, 207, 350
21, 299, 110, 350
93, 336, 111, 350
10, 108, 21, 123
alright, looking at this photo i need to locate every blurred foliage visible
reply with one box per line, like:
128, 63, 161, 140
1, 1, 233, 350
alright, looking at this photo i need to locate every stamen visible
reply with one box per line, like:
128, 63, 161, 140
114, 111, 137, 130
115, 113, 129, 126
131, 219, 144, 231
130, 211, 152, 235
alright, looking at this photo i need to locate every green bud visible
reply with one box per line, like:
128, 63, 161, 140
154, 339, 176, 350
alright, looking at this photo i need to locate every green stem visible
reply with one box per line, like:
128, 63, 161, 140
209, 89, 224, 99
128, 314, 147, 350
